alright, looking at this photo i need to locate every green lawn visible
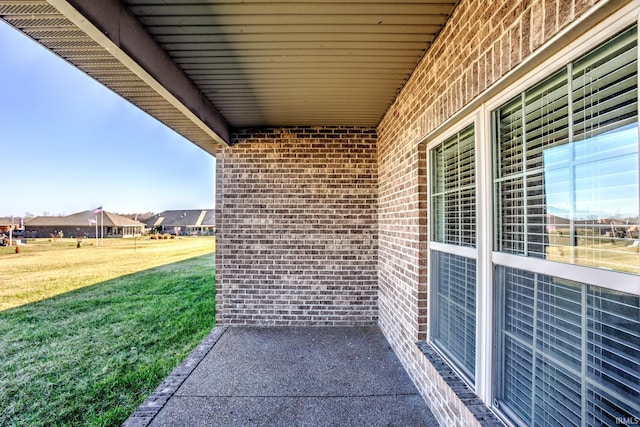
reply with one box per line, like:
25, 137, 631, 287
1, 237, 216, 311
0, 253, 216, 426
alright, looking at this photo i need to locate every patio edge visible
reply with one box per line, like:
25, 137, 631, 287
122, 325, 229, 427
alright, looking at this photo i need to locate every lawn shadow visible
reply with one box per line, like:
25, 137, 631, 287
0, 241, 216, 312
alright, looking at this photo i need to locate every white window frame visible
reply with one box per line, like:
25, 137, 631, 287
485, 7, 640, 424
426, 114, 481, 390
424, 2, 640, 421
484, 7, 640, 295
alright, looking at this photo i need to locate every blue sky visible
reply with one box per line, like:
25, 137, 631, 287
0, 21, 216, 218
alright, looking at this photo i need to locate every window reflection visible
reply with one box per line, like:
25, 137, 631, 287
543, 123, 640, 273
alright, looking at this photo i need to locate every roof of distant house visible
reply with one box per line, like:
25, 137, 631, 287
0, 217, 17, 226
26, 210, 145, 227
143, 209, 215, 228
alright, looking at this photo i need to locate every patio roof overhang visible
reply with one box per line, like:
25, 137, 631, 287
0, 0, 458, 152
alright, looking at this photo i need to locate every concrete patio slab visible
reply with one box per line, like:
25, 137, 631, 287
125, 326, 439, 427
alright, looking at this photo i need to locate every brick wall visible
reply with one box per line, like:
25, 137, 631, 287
376, 0, 608, 426
215, 127, 378, 326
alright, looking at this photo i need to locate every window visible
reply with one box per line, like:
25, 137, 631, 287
495, 267, 640, 426
426, 15, 640, 427
491, 25, 640, 426
431, 251, 476, 382
493, 25, 639, 275
429, 124, 477, 385
431, 124, 476, 247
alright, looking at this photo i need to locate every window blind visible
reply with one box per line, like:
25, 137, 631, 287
587, 287, 640, 424
431, 124, 476, 247
431, 251, 476, 383
496, 266, 640, 426
430, 124, 477, 385
493, 24, 639, 275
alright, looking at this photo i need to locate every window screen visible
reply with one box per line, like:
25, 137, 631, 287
493, 25, 639, 275
495, 266, 640, 427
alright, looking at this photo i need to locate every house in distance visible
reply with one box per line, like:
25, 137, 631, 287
143, 209, 215, 236
26, 210, 145, 239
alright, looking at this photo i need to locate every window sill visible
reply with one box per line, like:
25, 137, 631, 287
416, 342, 504, 427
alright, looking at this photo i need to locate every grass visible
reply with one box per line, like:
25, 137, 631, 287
0, 249, 216, 426
546, 231, 639, 274
0, 236, 215, 311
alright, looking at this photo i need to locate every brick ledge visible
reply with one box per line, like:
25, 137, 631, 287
416, 342, 504, 427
